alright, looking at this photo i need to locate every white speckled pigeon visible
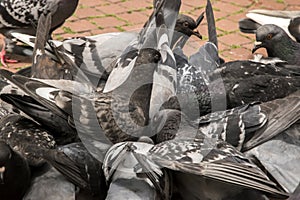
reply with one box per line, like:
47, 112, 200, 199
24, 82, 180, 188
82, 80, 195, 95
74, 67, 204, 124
0, 0, 79, 66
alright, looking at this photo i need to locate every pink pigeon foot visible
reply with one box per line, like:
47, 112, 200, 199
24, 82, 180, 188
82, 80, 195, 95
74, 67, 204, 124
1, 42, 18, 67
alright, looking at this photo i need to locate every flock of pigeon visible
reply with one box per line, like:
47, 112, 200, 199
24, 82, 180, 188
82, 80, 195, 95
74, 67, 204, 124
0, 0, 299, 199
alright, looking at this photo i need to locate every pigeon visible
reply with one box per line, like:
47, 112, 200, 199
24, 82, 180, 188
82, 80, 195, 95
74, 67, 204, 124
104, 137, 172, 200
162, 40, 300, 118
23, 167, 76, 200
245, 123, 300, 194
29, 142, 107, 199
149, 0, 181, 119
289, 182, 300, 200
104, 134, 288, 200
0, 71, 78, 145
30, 12, 79, 80
11, 13, 202, 85
0, 47, 160, 144
0, 140, 31, 200
0, 113, 56, 166
239, 9, 300, 42
0, 0, 79, 67
103, 0, 180, 93
252, 24, 300, 65
162, 0, 300, 117
241, 90, 300, 151
156, 89, 300, 152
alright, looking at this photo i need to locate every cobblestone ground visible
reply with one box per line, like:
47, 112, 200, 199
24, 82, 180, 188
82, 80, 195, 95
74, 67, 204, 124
2, 0, 300, 71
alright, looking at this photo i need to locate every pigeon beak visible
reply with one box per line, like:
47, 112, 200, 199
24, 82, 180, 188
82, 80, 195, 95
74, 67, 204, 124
252, 41, 263, 53
0, 166, 5, 184
192, 30, 202, 39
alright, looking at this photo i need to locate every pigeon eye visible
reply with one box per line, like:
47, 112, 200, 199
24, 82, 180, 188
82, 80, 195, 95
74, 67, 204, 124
266, 33, 273, 40
183, 22, 189, 27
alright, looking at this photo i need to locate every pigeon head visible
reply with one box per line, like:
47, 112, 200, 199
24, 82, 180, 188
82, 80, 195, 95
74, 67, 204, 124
252, 24, 300, 65
175, 14, 202, 39
252, 24, 287, 53
0, 141, 11, 184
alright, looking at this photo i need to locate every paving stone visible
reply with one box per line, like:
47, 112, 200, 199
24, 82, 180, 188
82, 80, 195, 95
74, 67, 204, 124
62, 20, 98, 33
119, 1, 152, 10
212, 1, 241, 14
91, 27, 121, 34
96, 4, 127, 15
74, 7, 102, 19
227, 12, 249, 23
219, 33, 253, 47
118, 12, 149, 25
223, 0, 253, 7
80, 0, 104, 7
286, 5, 300, 10
216, 19, 239, 32
184, 0, 206, 8
90, 17, 126, 28
122, 24, 144, 32
284, 0, 299, 5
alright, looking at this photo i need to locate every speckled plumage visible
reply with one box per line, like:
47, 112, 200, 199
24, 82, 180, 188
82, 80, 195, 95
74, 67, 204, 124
0, 0, 78, 37
0, 114, 56, 166
31, 142, 107, 198
149, 109, 288, 199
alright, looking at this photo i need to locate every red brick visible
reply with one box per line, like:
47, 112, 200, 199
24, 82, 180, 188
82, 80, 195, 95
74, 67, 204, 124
216, 19, 239, 32
219, 33, 253, 49
91, 17, 126, 28
212, 1, 241, 14
180, 3, 195, 13
122, 24, 144, 32
223, 0, 253, 7
283, 0, 299, 5
96, 4, 128, 15
74, 7, 103, 19
183, 0, 206, 8
286, 5, 300, 10
227, 12, 248, 23
80, 0, 105, 7
91, 27, 121, 35
63, 20, 98, 33
119, 1, 152, 10
118, 12, 149, 25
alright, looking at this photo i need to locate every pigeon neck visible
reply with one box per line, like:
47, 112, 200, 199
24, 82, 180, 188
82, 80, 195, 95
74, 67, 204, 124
268, 38, 300, 65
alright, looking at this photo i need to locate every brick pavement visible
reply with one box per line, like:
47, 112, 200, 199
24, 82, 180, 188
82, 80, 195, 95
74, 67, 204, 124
2, 0, 300, 71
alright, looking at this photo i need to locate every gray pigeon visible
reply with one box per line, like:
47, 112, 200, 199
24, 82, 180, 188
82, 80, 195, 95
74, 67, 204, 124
245, 124, 300, 194
23, 167, 76, 200
30, 142, 107, 199
239, 9, 300, 42
0, 0, 79, 66
289, 182, 300, 200
252, 24, 300, 65
150, 109, 288, 200
104, 137, 172, 200
11, 13, 201, 85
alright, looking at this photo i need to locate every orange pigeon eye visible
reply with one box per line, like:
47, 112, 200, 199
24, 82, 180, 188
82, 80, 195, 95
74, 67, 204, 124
266, 33, 273, 40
